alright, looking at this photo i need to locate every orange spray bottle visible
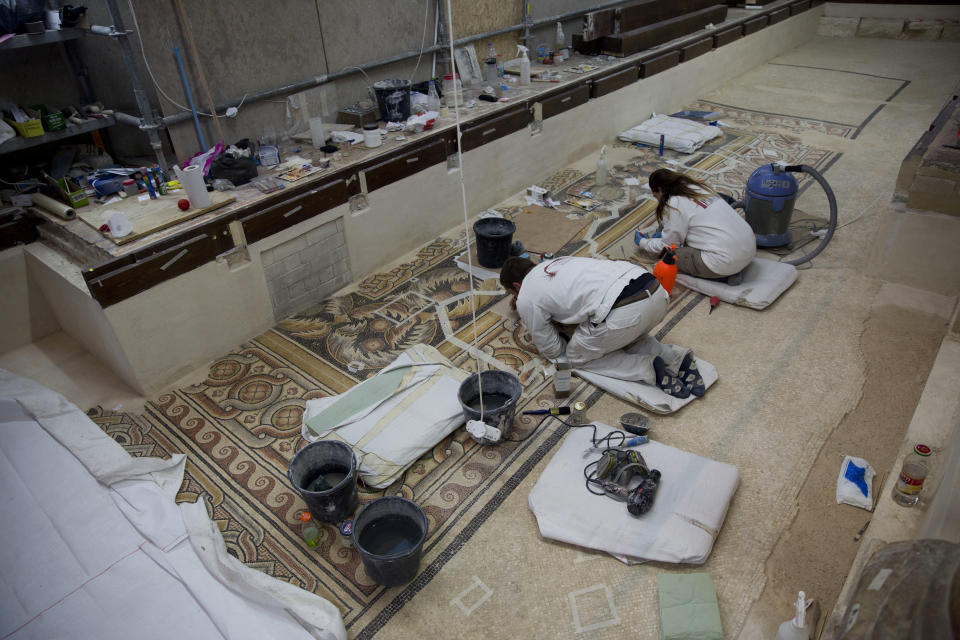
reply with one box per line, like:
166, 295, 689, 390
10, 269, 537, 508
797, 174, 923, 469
653, 244, 677, 295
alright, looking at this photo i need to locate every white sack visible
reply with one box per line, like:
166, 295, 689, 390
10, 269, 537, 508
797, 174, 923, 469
617, 114, 723, 154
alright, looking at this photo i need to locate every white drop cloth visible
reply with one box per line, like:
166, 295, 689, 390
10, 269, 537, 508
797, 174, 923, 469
528, 422, 739, 564
675, 257, 798, 310
0, 369, 346, 640
617, 114, 723, 154
575, 356, 718, 414
302, 344, 469, 488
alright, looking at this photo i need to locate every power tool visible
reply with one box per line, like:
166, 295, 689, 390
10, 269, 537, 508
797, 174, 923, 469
587, 445, 661, 517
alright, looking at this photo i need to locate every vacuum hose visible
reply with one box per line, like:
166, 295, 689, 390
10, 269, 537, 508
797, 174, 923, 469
782, 164, 838, 265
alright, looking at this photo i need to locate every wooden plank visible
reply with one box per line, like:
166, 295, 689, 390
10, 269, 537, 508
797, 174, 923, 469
618, 0, 720, 32
768, 7, 791, 24
600, 5, 727, 57
590, 65, 639, 98
582, 8, 616, 40
537, 83, 590, 120
743, 15, 769, 35
639, 50, 681, 78
459, 106, 529, 153
680, 36, 714, 62
240, 179, 348, 245
572, 33, 601, 55
76, 190, 236, 246
713, 24, 743, 47
789, 0, 812, 14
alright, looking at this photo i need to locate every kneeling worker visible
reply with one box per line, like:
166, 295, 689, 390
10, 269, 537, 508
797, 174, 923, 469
499, 256, 704, 398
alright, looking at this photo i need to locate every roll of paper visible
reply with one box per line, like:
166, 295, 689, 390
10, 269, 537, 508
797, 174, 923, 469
180, 164, 211, 209
309, 116, 325, 148
32, 193, 76, 219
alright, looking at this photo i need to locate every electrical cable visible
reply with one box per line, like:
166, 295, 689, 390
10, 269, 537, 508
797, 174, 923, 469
127, 0, 247, 119
409, 0, 433, 82
445, 0, 485, 415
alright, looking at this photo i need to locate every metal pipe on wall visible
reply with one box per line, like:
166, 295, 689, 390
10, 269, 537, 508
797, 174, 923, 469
160, 0, 637, 128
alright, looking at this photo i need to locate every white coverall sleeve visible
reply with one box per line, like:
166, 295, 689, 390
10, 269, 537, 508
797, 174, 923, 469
643, 199, 690, 255
517, 298, 565, 360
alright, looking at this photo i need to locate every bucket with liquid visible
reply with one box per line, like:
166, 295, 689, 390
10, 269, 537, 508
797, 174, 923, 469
353, 497, 428, 586
287, 440, 359, 523
457, 370, 522, 439
473, 217, 516, 268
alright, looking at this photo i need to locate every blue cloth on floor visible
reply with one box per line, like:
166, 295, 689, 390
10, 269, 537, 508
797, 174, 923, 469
844, 460, 869, 497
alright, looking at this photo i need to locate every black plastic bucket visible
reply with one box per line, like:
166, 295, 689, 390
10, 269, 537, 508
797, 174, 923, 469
373, 79, 412, 123
473, 217, 516, 268
457, 370, 523, 438
353, 497, 428, 587
288, 440, 359, 523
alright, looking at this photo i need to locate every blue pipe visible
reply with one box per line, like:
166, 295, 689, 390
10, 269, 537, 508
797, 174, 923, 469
173, 45, 207, 150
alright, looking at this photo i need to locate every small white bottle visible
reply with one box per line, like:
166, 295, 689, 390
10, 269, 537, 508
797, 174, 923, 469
596, 145, 608, 186
427, 80, 441, 112
775, 592, 814, 640
554, 22, 566, 63
517, 45, 531, 86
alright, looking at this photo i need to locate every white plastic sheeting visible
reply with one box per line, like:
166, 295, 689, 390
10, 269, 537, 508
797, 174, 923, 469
529, 422, 738, 564
0, 369, 346, 640
302, 344, 469, 489
617, 114, 723, 154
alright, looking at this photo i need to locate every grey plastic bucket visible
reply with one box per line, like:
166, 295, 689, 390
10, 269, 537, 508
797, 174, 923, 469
473, 217, 516, 268
287, 440, 359, 523
373, 79, 412, 122
457, 370, 523, 438
353, 497, 428, 587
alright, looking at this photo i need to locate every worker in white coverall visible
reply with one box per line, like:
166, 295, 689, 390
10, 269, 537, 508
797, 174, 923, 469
635, 168, 756, 284
499, 256, 704, 398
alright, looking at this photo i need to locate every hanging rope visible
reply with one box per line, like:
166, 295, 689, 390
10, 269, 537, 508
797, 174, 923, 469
445, 0, 485, 416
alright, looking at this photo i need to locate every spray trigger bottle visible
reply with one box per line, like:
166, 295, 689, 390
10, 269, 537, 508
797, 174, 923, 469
596, 145, 608, 186
517, 45, 531, 85
775, 591, 817, 640
653, 244, 677, 295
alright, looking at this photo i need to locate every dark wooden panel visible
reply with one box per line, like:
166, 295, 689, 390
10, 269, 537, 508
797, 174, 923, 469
618, 0, 721, 32
582, 8, 616, 40
0, 211, 36, 250
459, 106, 529, 153
572, 33, 601, 55
768, 7, 791, 24
600, 5, 728, 57
680, 36, 713, 62
713, 24, 743, 47
357, 137, 446, 194
590, 65, 639, 98
743, 15, 769, 35
789, 0, 812, 13
240, 178, 349, 244
639, 50, 681, 78
85, 233, 217, 308
537, 83, 590, 119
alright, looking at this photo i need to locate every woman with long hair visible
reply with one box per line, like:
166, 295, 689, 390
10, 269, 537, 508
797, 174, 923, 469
635, 168, 756, 282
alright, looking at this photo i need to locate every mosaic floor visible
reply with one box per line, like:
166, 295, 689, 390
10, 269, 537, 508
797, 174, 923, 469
89, 104, 842, 638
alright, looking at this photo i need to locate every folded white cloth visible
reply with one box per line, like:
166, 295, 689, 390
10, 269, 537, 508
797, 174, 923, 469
528, 422, 739, 564
617, 114, 723, 154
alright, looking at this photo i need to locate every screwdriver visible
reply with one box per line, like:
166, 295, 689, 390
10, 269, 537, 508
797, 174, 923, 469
523, 406, 571, 415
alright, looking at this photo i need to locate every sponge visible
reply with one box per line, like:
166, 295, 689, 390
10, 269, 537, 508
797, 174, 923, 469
658, 573, 723, 640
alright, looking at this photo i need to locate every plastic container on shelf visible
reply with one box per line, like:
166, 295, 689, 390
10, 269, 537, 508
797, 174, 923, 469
442, 73, 463, 104
363, 123, 382, 149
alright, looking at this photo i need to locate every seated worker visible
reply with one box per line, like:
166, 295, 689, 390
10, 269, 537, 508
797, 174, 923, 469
635, 168, 756, 284
499, 255, 704, 398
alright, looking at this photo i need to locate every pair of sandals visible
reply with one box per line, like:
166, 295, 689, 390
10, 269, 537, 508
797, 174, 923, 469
653, 354, 706, 399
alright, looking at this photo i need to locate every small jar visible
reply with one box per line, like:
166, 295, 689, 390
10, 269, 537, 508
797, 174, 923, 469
442, 73, 463, 103
363, 123, 382, 149
892, 443, 931, 507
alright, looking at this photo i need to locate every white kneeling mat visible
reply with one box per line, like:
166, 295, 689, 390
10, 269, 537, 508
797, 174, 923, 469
529, 423, 739, 564
575, 356, 718, 414
675, 257, 798, 310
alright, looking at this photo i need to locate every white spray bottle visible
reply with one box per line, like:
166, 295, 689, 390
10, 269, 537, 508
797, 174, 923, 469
596, 145, 608, 186
517, 45, 531, 85
775, 591, 814, 640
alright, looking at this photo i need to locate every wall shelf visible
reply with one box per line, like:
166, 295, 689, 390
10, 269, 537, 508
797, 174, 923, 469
0, 116, 116, 154
0, 28, 86, 51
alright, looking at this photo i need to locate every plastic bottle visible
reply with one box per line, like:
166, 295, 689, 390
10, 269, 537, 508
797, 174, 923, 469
653, 245, 678, 295
427, 80, 441, 112
596, 145, 608, 186
300, 512, 320, 547
554, 22, 566, 63
517, 45, 531, 86
775, 592, 813, 640
892, 443, 932, 507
